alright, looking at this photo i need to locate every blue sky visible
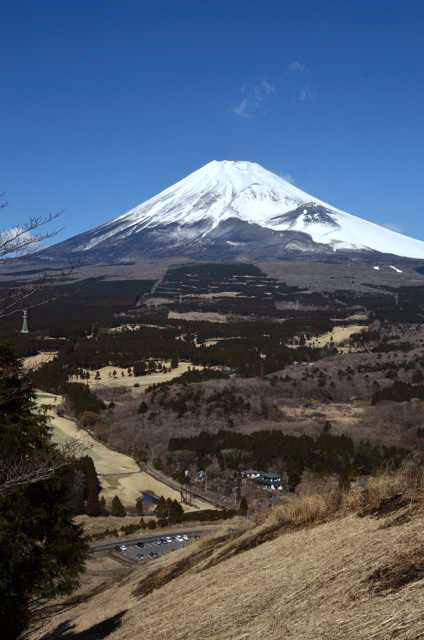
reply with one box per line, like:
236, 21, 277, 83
1, 0, 424, 242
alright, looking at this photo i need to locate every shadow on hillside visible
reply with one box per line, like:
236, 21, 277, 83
39, 610, 127, 640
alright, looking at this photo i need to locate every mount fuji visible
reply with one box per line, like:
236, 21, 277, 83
42, 160, 424, 262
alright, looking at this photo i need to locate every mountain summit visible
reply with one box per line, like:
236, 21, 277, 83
44, 160, 424, 261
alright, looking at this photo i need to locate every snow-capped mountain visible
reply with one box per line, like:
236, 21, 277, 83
43, 160, 424, 261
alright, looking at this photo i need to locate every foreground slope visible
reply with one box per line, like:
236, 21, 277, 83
33, 498, 424, 639
42, 160, 424, 261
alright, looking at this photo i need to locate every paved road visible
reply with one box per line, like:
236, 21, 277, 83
92, 529, 208, 564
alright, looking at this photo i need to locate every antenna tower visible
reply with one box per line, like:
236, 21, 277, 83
20, 309, 29, 334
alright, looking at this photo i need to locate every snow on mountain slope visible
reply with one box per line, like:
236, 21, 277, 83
71, 160, 312, 253
49, 160, 424, 260
269, 202, 424, 258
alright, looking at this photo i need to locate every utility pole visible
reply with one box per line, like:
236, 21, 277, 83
20, 309, 29, 334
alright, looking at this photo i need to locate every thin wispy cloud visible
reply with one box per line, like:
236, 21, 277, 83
232, 64, 314, 118
232, 79, 276, 118
297, 84, 314, 102
288, 60, 305, 73
281, 173, 296, 184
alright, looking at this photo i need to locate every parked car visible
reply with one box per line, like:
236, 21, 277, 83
182, 535, 189, 541
136, 542, 144, 548
137, 553, 144, 560
119, 544, 128, 552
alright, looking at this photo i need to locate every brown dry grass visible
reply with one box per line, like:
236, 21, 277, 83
31, 466, 424, 640
306, 324, 367, 348
37, 391, 212, 510
75, 515, 142, 537
22, 351, 58, 370
168, 310, 228, 322
70, 360, 202, 391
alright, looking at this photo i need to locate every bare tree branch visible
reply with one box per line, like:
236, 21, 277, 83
0, 260, 76, 319
0, 198, 81, 319
0, 439, 90, 497
0, 212, 63, 259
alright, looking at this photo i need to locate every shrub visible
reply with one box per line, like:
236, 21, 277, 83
79, 410, 98, 427
182, 509, 237, 523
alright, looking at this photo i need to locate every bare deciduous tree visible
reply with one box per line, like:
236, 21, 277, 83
0, 439, 88, 497
0, 196, 72, 319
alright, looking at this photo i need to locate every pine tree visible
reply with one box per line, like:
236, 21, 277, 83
239, 496, 248, 516
155, 495, 167, 519
0, 345, 88, 638
111, 495, 126, 517
86, 473, 101, 516
136, 495, 144, 516
169, 499, 184, 523
99, 496, 107, 515
78, 456, 101, 516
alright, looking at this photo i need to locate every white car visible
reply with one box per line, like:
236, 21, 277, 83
166, 536, 173, 543
120, 544, 128, 551
182, 535, 189, 541
175, 535, 183, 542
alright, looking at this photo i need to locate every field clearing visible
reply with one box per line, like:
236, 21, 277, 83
108, 323, 167, 333
36, 391, 212, 511
307, 323, 367, 348
70, 360, 203, 390
331, 313, 369, 322
284, 401, 365, 425
21, 351, 58, 370
194, 336, 242, 348
184, 291, 241, 299
168, 310, 228, 323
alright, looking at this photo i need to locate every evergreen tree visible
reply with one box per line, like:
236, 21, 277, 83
111, 495, 126, 517
0, 345, 88, 639
85, 468, 101, 516
239, 496, 248, 516
99, 496, 107, 515
136, 495, 144, 516
155, 496, 167, 520
169, 499, 184, 523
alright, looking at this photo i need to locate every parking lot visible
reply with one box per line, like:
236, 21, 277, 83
93, 530, 205, 565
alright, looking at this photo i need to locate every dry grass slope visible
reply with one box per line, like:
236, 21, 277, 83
32, 467, 424, 640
